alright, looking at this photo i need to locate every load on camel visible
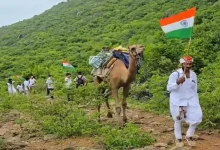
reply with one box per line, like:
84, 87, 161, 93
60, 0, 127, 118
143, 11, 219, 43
89, 45, 145, 124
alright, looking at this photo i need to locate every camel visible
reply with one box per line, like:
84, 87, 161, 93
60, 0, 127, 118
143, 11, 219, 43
93, 45, 144, 124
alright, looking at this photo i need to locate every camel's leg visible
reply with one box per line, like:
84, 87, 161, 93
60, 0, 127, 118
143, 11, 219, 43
105, 99, 113, 118
122, 86, 130, 123
111, 88, 122, 124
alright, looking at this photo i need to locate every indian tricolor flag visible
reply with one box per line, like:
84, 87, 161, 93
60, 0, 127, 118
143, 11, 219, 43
62, 61, 74, 68
159, 7, 196, 39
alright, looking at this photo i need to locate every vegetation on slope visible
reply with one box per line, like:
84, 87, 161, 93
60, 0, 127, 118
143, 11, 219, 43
0, 88, 154, 150
0, 0, 220, 135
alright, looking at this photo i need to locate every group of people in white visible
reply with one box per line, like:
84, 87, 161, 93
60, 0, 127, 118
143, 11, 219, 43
7, 74, 55, 98
7, 72, 87, 100
7, 76, 37, 96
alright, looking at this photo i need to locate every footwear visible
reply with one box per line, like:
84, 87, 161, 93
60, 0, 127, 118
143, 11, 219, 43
185, 136, 196, 147
175, 139, 184, 147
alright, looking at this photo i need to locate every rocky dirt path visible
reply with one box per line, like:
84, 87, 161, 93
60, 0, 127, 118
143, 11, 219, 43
0, 108, 219, 150
127, 109, 220, 150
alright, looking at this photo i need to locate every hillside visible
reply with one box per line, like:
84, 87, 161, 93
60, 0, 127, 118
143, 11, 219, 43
0, 0, 220, 127
0, 0, 220, 147
0, 0, 219, 77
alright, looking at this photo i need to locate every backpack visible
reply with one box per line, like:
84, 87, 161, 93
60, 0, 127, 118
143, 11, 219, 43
77, 76, 85, 85
174, 71, 180, 79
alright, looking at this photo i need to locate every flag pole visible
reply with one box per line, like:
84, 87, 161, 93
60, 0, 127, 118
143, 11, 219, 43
186, 37, 192, 56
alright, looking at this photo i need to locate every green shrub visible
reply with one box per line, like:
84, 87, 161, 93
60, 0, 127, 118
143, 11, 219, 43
100, 123, 154, 150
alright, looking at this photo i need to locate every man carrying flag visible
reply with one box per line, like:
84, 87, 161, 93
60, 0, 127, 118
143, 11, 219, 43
160, 8, 201, 147
167, 56, 202, 147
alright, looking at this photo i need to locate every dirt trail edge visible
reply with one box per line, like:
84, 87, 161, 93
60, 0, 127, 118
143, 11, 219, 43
0, 108, 219, 150
127, 108, 220, 150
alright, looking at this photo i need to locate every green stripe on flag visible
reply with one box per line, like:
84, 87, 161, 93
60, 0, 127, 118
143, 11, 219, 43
165, 27, 192, 39
62, 66, 76, 73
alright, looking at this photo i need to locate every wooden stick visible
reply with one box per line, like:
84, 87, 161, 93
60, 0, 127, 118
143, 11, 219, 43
186, 37, 192, 56
183, 63, 187, 75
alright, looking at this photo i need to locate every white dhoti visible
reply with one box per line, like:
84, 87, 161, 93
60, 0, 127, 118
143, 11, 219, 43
170, 102, 203, 139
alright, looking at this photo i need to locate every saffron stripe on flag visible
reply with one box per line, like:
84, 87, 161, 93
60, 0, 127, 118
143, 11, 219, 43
159, 7, 196, 26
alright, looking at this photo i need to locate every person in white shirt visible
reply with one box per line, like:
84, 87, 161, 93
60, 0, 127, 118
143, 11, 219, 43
167, 56, 202, 147
46, 75, 54, 99
29, 76, 36, 92
16, 82, 24, 95
23, 78, 30, 96
65, 73, 72, 101
7, 79, 17, 95
29, 76, 36, 86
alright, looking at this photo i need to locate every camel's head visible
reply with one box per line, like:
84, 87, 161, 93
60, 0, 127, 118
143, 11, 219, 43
128, 45, 144, 60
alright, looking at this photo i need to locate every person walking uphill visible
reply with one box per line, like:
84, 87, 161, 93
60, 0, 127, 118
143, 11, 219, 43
46, 75, 54, 99
17, 82, 25, 95
23, 77, 30, 96
29, 75, 37, 93
65, 73, 73, 101
167, 56, 202, 147
7, 78, 17, 95
75, 72, 87, 88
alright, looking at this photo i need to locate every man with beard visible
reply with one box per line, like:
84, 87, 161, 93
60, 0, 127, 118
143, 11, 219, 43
167, 56, 203, 147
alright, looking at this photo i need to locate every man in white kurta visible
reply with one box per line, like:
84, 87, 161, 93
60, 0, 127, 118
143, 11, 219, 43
167, 56, 202, 147
65, 73, 73, 101
23, 78, 30, 96
7, 79, 17, 94
46, 75, 55, 99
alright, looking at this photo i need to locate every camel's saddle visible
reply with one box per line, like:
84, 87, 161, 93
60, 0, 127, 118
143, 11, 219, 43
89, 46, 144, 81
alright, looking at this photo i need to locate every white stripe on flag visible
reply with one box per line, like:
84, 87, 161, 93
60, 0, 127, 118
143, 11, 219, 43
63, 63, 72, 67
161, 16, 194, 33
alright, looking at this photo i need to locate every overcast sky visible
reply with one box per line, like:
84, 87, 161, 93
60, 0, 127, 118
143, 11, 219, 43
0, 0, 66, 27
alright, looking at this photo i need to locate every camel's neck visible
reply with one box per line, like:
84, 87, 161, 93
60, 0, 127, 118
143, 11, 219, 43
127, 54, 137, 82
